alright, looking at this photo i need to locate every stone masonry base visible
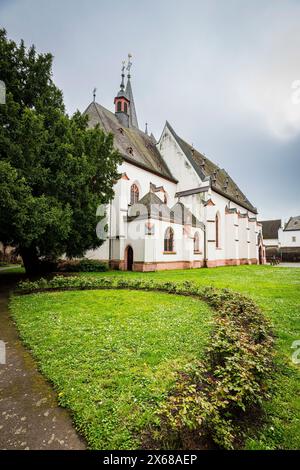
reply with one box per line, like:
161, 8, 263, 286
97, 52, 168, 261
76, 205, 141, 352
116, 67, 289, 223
108, 258, 258, 272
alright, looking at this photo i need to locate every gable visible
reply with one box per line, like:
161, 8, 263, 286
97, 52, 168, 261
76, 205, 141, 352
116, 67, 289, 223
83, 102, 176, 183
284, 216, 300, 231
163, 121, 257, 214
158, 122, 203, 191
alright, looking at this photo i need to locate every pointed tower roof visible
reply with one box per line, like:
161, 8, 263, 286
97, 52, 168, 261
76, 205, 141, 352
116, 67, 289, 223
117, 61, 128, 99
125, 54, 139, 129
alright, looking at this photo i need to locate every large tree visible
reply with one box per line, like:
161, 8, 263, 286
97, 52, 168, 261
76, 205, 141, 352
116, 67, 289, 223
0, 29, 121, 273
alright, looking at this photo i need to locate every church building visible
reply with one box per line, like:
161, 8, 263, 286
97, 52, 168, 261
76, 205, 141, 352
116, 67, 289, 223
84, 57, 265, 271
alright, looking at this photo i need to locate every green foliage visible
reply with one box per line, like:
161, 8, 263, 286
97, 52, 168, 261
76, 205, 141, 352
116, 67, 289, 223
155, 302, 274, 449
16, 275, 275, 449
14, 265, 300, 448
67, 264, 300, 450
57, 258, 108, 272
0, 29, 122, 273
10, 288, 212, 449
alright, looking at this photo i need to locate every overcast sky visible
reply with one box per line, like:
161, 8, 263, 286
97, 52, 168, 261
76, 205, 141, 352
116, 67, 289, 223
1, 0, 300, 221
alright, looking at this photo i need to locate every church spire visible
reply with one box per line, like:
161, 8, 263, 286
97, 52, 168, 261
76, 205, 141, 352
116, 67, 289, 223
120, 61, 125, 93
114, 60, 130, 127
125, 53, 139, 129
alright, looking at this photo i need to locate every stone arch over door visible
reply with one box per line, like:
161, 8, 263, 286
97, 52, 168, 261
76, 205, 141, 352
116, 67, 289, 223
124, 245, 134, 271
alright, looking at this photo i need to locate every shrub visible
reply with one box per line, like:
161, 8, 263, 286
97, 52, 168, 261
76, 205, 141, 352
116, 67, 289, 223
16, 275, 275, 449
57, 259, 108, 272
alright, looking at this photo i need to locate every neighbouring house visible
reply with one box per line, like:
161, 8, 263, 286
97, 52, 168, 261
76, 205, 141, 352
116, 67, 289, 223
0, 242, 20, 264
83, 58, 265, 271
279, 216, 300, 262
260, 219, 281, 260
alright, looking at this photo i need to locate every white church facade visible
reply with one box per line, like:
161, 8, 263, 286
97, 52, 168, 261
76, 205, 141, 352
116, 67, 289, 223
84, 59, 265, 271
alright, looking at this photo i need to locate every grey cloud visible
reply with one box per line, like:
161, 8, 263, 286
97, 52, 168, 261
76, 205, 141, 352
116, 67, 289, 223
1, 0, 299, 220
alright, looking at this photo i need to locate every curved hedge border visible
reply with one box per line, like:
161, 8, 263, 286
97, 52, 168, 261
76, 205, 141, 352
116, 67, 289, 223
16, 276, 275, 449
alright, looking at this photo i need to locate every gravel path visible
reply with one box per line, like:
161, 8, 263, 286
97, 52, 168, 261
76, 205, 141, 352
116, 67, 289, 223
0, 274, 86, 450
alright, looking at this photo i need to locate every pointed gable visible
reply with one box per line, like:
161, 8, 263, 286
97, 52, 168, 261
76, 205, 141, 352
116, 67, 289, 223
165, 121, 257, 214
128, 191, 171, 221
284, 216, 300, 231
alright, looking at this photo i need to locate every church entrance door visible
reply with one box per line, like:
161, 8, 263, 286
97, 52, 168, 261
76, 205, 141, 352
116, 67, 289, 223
258, 246, 263, 265
125, 246, 134, 271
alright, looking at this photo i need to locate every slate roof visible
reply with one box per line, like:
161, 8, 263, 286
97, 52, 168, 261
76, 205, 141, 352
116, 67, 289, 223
83, 102, 176, 182
172, 201, 204, 229
127, 191, 203, 228
165, 122, 257, 214
83, 102, 257, 214
284, 216, 300, 231
128, 191, 171, 221
260, 219, 281, 239
125, 78, 139, 129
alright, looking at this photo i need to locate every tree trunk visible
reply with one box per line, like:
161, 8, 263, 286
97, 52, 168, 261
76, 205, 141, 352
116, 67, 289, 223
20, 246, 41, 275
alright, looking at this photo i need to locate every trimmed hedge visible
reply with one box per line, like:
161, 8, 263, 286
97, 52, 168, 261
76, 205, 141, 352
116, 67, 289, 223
16, 276, 275, 449
57, 259, 108, 272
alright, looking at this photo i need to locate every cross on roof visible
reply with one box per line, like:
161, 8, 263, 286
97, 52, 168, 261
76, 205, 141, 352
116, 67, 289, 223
126, 53, 133, 76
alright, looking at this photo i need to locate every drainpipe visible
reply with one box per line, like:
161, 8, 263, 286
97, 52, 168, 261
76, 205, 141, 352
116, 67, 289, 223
203, 223, 208, 268
108, 199, 112, 268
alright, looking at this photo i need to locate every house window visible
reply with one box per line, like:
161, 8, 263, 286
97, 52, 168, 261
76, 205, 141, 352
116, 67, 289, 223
292, 236, 296, 242
124, 102, 128, 114
216, 213, 221, 248
130, 184, 139, 205
194, 232, 200, 252
117, 101, 122, 112
164, 227, 174, 252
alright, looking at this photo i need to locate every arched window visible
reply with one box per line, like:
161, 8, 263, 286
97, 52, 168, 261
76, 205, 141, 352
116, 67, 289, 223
164, 227, 174, 252
117, 101, 122, 112
124, 102, 128, 114
130, 184, 139, 205
216, 213, 220, 248
194, 232, 200, 252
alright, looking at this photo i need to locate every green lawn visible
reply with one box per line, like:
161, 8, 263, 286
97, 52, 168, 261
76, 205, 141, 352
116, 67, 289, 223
0, 265, 24, 274
11, 289, 212, 449
75, 265, 300, 449
10, 265, 300, 449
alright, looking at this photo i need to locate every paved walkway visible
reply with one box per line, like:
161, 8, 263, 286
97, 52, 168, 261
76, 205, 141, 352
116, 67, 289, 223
271, 262, 300, 268
0, 274, 86, 450
0, 266, 20, 271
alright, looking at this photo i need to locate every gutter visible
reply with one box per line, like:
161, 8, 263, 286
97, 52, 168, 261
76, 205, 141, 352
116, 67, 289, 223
211, 184, 257, 214
175, 186, 209, 198
203, 223, 208, 268
122, 156, 178, 184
